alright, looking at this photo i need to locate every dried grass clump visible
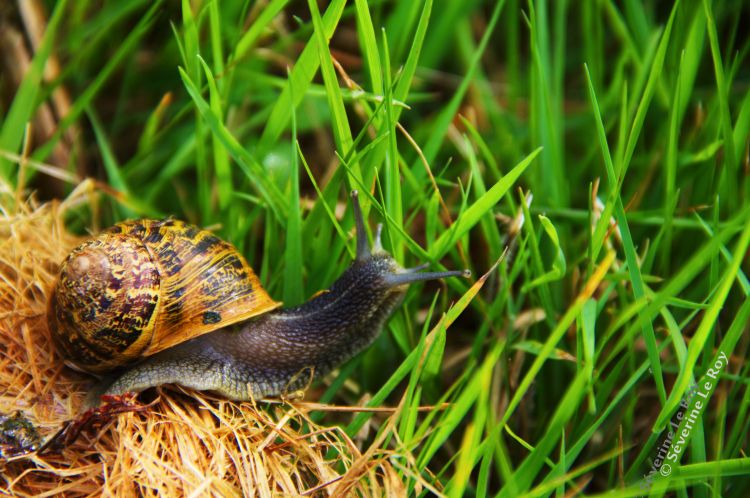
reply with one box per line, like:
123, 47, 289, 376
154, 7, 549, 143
0, 189, 408, 497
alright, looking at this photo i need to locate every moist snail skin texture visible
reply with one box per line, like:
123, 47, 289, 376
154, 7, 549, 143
49, 191, 468, 402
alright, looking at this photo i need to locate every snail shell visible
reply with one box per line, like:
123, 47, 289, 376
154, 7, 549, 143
48, 219, 280, 373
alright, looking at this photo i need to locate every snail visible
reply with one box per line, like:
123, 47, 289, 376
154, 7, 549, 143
48, 191, 469, 403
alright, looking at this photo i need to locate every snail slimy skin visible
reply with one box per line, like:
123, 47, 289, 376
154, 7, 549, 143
48, 191, 468, 403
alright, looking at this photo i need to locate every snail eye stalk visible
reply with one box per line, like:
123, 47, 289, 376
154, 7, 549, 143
349, 190, 470, 286
351, 190, 371, 261
382, 268, 471, 288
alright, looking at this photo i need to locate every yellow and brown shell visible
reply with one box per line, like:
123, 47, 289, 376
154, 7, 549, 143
48, 219, 280, 373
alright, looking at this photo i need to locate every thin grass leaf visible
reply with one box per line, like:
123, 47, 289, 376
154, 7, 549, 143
703, 0, 737, 204
283, 72, 303, 305
86, 110, 139, 218
498, 371, 588, 496
200, 53, 233, 212
308, 0, 364, 191
379, 32, 404, 261
137, 93, 172, 155
418, 0, 506, 169
258, 0, 347, 149
417, 338, 503, 469
354, 0, 383, 95
501, 251, 615, 428
180, 0, 211, 219
180, 64, 287, 219
346, 257, 494, 437
585, 61, 667, 403
661, 51, 683, 271
0, 0, 69, 179
653, 219, 750, 432
731, 90, 750, 182
392, 0, 431, 122
511, 340, 574, 362
231, 0, 290, 63
31, 2, 162, 165
521, 215, 566, 291
619, 2, 679, 178
527, 0, 567, 207
580, 298, 597, 412
430, 147, 541, 260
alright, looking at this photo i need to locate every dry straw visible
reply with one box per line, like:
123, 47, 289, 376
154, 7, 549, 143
0, 185, 414, 497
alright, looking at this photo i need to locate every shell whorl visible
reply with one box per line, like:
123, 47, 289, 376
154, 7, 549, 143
49, 219, 280, 373
49, 234, 160, 372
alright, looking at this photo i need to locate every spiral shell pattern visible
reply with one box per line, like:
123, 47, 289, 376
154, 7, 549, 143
49, 219, 280, 373
49, 234, 160, 372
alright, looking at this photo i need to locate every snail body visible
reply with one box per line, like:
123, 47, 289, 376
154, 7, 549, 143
48, 192, 467, 401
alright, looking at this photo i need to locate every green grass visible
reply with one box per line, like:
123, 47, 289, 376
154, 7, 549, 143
2, 0, 750, 495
